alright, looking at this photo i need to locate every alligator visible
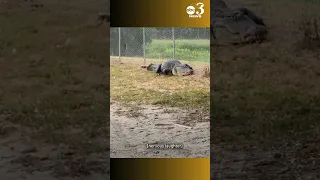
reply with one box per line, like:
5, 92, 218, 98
146, 63, 160, 72
144, 60, 194, 76
211, 0, 268, 45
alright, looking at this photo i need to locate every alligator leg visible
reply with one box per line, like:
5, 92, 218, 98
156, 64, 162, 75
162, 69, 173, 75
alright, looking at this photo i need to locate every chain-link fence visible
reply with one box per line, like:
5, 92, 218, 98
110, 27, 210, 64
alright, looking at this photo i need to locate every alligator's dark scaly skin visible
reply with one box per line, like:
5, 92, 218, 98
147, 63, 160, 72
146, 60, 193, 76
156, 60, 181, 75
211, 0, 267, 45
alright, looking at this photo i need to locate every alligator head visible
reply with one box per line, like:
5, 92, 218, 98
211, 0, 268, 45
172, 64, 194, 76
213, 15, 267, 45
146, 63, 161, 72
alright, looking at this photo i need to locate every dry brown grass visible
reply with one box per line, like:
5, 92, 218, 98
211, 1, 320, 179
110, 57, 210, 108
213, 0, 320, 143
201, 66, 210, 78
0, 0, 109, 177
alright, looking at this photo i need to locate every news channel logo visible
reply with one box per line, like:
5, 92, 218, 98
186, 2, 205, 18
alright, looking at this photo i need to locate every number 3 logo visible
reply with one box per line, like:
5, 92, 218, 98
196, 2, 204, 15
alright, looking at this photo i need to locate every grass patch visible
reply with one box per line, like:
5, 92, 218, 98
146, 39, 210, 62
212, 44, 320, 145
0, 0, 109, 148
211, 0, 320, 146
213, 87, 320, 143
110, 61, 210, 108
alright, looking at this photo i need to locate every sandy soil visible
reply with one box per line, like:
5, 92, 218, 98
0, 114, 108, 180
211, 141, 320, 180
110, 101, 210, 158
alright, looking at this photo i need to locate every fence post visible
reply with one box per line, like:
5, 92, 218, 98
172, 27, 175, 59
143, 27, 146, 65
118, 27, 121, 60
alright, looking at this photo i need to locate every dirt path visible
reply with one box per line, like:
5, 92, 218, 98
0, 114, 108, 180
110, 101, 210, 158
211, 140, 320, 180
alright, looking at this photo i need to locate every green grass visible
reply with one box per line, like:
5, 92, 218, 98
110, 62, 210, 108
146, 39, 210, 62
